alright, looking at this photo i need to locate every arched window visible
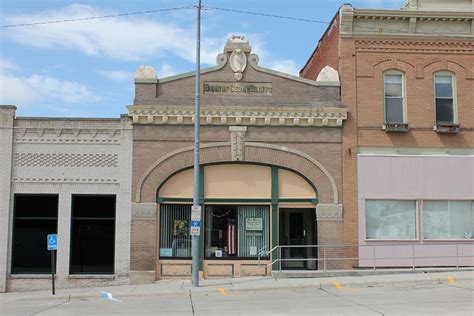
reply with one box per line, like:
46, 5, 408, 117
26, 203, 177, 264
434, 71, 456, 124
383, 70, 406, 124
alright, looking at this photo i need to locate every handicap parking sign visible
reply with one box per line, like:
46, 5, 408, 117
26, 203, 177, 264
47, 234, 57, 251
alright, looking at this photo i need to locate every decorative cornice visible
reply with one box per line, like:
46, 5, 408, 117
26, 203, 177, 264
12, 177, 118, 184
340, 5, 474, 38
128, 107, 348, 127
355, 39, 474, 50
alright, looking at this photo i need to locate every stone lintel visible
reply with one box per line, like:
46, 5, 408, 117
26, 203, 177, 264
316, 204, 343, 221
131, 203, 157, 219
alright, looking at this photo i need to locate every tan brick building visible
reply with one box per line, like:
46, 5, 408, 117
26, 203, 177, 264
0, 108, 133, 292
128, 36, 347, 283
301, 0, 474, 267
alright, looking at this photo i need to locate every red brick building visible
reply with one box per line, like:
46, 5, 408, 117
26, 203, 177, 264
302, 0, 474, 267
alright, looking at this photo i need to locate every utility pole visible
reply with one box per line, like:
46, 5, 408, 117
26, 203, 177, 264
191, 0, 202, 288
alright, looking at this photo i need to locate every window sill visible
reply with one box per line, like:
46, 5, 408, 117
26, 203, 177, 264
10, 274, 51, 279
68, 274, 115, 279
382, 123, 409, 132
364, 239, 419, 242
434, 123, 460, 133
422, 239, 474, 242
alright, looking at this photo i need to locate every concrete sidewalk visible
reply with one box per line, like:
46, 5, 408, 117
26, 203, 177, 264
1, 270, 473, 304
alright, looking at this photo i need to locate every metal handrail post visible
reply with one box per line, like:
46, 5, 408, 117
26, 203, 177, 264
373, 246, 376, 271
456, 244, 459, 269
323, 247, 327, 272
278, 247, 282, 271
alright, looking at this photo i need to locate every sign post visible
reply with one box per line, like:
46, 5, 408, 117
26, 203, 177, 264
191, 0, 202, 288
47, 234, 57, 295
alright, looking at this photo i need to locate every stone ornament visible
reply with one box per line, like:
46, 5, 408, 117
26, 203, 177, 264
230, 49, 247, 81
229, 126, 247, 161
405, 0, 417, 8
135, 65, 157, 80
316, 66, 340, 83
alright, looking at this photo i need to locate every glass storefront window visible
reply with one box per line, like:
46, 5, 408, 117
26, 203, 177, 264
160, 204, 192, 258
159, 204, 270, 259
423, 201, 473, 240
205, 205, 270, 259
366, 200, 416, 239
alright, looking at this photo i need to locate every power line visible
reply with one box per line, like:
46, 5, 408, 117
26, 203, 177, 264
1, 6, 196, 28
1, 4, 469, 38
203, 6, 330, 24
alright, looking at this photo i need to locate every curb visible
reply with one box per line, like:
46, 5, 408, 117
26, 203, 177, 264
2, 271, 473, 303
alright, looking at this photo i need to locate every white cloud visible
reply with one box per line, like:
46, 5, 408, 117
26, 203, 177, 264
3, 5, 298, 72
157, 63, 177, 78
0, 73, 99, 106
3, 4, 221, 64
266, 59, 299, 76
98, 70, 135, 81
0, 58, 20, 72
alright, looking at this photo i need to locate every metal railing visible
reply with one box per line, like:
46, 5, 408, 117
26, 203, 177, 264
257, 243, 474, 271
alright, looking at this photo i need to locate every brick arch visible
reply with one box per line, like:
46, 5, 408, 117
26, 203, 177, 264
373, 59, 416, 78
135, 142, 339, 204
422, 60, 467, 78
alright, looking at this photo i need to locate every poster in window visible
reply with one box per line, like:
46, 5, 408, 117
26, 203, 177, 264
174, 220, 188, 235
245, 218, 263, 231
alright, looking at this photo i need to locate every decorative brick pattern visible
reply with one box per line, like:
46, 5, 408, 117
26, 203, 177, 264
15, 153, 118, 168
3, 116, 133, 292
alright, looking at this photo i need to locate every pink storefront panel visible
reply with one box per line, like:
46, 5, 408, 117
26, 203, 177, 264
358, 155, 474, 268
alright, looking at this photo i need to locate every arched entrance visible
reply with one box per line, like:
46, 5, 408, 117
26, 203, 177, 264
156, 163, 319, 277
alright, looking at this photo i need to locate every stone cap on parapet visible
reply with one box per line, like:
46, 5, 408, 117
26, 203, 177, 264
0, 105, 17, 109
134, 36, 340, 87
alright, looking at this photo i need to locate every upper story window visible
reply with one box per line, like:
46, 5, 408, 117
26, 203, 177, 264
434, 72, 456, 124
384, 71, 405, 124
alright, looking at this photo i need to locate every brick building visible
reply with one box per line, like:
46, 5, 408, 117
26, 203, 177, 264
0, 36, 348, 291
128, 36, 347, 282
301, 0, 474, 267
0, 108, 133, 292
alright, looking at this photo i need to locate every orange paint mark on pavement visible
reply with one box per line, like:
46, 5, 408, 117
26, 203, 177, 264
218, 288, 228, 296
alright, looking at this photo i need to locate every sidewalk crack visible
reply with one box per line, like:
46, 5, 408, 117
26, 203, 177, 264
188, 289, 195, 316
320, 288, 384, 316
30, 295, 71, 315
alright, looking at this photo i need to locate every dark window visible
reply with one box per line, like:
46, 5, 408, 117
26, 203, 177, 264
435, 75, 455, 124
384, 74, 404, 123
12, 195, 58, 274
70, 195, 115, 274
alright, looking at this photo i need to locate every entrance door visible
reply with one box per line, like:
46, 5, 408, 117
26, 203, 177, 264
279, 208, 317, 270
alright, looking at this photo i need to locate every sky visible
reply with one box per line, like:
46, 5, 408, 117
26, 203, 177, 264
0, 0, 405, 118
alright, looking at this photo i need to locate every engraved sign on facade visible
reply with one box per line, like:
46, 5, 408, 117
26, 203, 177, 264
203, 82, 272, 96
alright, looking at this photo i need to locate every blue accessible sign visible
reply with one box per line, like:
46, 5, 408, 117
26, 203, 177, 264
47, 234, 58, 251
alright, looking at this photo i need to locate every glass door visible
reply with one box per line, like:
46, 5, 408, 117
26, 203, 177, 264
279, 208, 317, 270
